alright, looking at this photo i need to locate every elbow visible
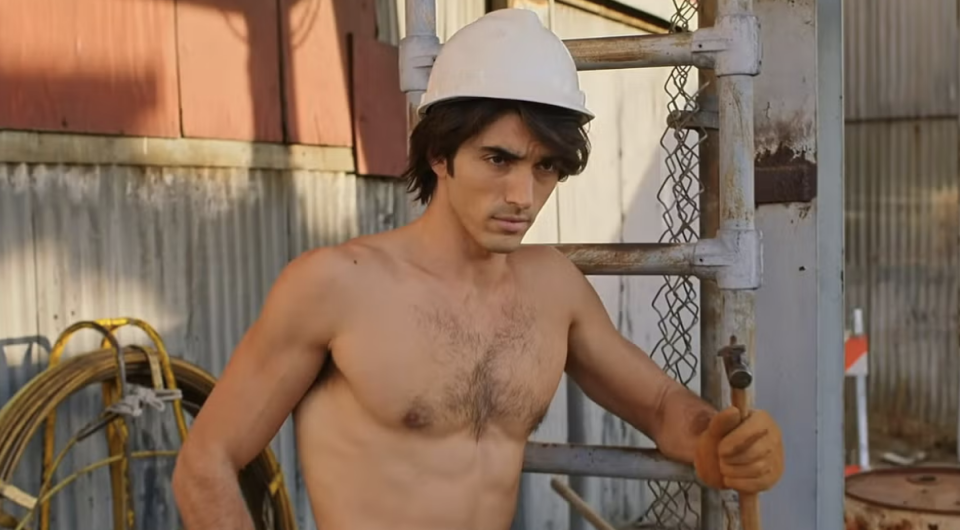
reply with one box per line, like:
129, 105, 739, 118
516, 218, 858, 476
172, 442, 200, 503
172, 438, 233, 504
651, 383, 716, 464
648, 380, 677, 445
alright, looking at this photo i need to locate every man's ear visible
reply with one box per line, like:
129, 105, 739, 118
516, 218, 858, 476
430, 157, 450, 180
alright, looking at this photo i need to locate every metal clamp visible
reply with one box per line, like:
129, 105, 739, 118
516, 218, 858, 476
399, 34, 441, 94
692, 14, 762, 77
714, 228, 763, 290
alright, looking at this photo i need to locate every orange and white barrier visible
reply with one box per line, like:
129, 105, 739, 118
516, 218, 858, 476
845, 308, 869, 476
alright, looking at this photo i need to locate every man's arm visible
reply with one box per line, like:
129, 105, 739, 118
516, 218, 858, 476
172, 248, 347, 529
553, 250, 784, 492
559, 257, 715, 464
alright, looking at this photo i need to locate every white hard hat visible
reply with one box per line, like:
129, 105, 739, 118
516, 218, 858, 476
418, 8, 594, 122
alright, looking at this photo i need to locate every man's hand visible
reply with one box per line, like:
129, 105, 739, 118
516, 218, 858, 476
694, 407, 784, 493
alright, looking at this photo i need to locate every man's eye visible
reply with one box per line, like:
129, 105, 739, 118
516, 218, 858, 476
487, 155, 505, 166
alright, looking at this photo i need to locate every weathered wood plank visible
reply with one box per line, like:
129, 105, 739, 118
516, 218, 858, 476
0, 0, 180, 137
352, 38, 407, 176
176, 0, 284, 142
280, 0, 376, 146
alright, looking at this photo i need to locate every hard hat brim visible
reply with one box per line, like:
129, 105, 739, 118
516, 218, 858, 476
418, 94, 596, 124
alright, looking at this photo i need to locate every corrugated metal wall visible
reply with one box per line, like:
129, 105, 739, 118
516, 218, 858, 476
844, 0, 960, 446
0, 163, 419, 530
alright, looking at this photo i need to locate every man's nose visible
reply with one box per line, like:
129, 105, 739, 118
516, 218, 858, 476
504, 170, 534, 209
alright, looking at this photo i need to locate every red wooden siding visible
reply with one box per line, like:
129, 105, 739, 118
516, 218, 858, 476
176, 0, 283, 142
280, 0, 377, 147
0, 0, 181, 137
352, 38, 407, 177
0, 0, 407, 170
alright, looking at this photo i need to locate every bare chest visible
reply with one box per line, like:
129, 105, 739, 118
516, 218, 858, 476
333, 294, 568, 438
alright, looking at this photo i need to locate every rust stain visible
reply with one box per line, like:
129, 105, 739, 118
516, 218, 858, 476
755, 146, 817, 205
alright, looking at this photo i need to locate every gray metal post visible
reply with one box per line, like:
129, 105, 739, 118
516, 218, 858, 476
716, 0, 760, 434
698, 0, 724, 526
399, 0, 440, 130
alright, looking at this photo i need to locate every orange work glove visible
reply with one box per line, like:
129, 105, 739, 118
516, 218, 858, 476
693, 406, 785, 493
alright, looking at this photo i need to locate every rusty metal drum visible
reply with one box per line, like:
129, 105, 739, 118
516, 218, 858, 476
844, 467, 960, 529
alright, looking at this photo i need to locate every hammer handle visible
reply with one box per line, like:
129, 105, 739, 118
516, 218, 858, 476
730, 387, 762, 530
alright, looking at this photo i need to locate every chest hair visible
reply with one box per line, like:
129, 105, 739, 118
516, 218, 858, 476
411, 296, 547, 437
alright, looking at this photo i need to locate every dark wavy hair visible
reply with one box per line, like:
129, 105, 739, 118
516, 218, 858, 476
401, 98, 591, 205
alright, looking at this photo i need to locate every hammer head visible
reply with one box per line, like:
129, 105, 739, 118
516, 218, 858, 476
718, 344, 753, 389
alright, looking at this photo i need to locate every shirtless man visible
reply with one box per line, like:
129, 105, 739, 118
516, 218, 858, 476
172, 8, 784, 530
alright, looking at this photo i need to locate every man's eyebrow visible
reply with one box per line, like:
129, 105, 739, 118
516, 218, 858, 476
479, 146, 524, 159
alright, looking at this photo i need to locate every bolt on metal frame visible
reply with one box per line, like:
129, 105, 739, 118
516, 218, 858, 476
399, 1, 762, 529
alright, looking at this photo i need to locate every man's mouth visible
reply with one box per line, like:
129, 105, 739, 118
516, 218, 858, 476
492, 216, 531, 233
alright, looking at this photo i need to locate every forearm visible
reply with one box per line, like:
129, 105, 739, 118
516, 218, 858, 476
173, 451, 254, 530
651, 383, 717, 464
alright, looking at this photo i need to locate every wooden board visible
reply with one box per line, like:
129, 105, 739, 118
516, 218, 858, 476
351, 38, 406, 177
0, 0, 180, 137
176, 0, 284, 142
280, 0, 377, 147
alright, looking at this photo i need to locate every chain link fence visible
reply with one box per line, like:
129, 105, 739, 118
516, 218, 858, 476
635, 1, 707, 528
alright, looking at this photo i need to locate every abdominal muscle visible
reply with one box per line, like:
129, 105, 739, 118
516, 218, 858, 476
293, 383, 528, 530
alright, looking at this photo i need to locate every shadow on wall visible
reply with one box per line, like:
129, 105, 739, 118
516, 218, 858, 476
0, 0, 384, 159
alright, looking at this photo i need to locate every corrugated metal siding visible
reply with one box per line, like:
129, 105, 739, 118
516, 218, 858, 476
844, 0, 959, 121
843, 0, 960, 450
0, 163, 416, 530
845, 119, 960, 444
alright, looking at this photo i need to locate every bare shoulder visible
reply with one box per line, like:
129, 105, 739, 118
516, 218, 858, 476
284, 231, 408, 301
510, 244, 591, 302
291, 229, 402, 275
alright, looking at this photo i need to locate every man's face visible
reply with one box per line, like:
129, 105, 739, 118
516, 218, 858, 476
431, 112, 562, 254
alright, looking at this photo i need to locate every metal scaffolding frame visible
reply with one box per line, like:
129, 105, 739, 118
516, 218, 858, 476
398, 1, 763, 528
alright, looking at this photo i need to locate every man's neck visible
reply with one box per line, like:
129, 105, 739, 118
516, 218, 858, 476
406, 202, 510, 285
